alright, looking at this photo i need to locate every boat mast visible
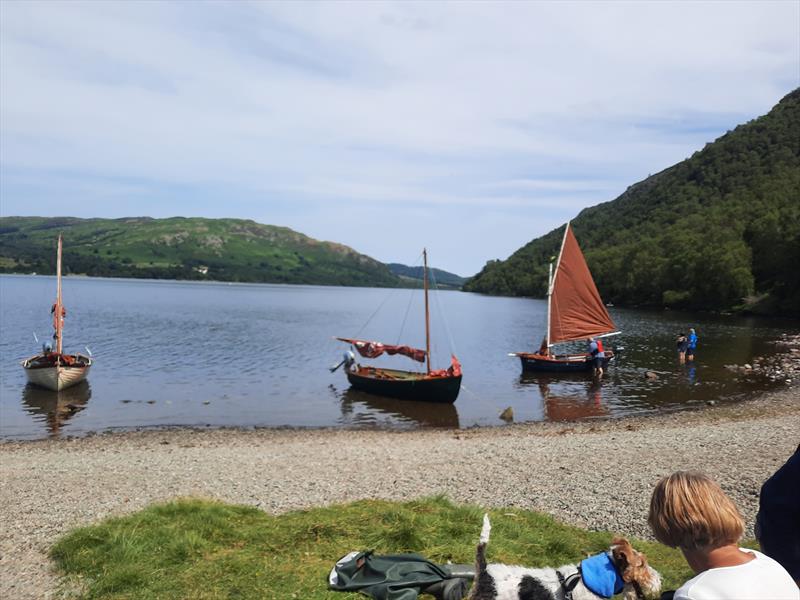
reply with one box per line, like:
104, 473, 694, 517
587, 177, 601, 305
423, 248, 431, 374
545, 261, 553, 349
55, 234, 63, 355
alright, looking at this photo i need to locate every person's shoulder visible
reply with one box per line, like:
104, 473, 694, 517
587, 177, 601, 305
744, 551, 799, 595
749, 549, 795, 572
673, 571, 706, 600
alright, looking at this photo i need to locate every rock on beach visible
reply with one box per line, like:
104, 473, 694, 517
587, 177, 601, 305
1, 387, 799, 599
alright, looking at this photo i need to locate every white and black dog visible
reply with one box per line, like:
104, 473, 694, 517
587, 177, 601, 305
467, 515, 662, 600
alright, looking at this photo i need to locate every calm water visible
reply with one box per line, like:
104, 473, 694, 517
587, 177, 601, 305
0, 275, 795, 440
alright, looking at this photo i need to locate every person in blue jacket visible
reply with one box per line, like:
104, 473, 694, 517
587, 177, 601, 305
686, 328, 698, 361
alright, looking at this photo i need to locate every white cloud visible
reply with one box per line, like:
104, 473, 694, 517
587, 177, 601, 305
1, 0, 798, 274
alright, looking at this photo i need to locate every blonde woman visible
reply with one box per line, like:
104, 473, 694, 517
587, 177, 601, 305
648, 471, 798, 599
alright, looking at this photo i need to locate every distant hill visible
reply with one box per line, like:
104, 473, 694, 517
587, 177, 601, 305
0, 216, 400, 287
387, 263, 467, 289
465, 88, 800, 315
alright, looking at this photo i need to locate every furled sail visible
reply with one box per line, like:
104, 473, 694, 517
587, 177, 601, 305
337, 338, 427, 363
549, 224, 616, 345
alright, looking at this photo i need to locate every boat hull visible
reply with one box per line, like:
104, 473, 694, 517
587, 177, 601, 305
21, 354, 92, 391
516, 351, 614, 373
346, 367, 462, 404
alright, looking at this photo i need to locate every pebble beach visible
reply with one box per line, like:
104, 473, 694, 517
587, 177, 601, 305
1, 386, 798, 599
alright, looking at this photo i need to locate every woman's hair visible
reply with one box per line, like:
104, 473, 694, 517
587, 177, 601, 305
648, 471, 744, 550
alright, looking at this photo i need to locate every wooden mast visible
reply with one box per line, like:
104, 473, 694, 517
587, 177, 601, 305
55, 234, 63, 355
545, 261, 553, 349
423, 248, 431, 375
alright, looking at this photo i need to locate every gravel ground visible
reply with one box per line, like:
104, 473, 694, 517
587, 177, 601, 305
1, 387, 798, 599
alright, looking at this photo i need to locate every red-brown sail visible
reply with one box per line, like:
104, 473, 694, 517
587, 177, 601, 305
336, 338, 427, 363
548, 224, 616, 345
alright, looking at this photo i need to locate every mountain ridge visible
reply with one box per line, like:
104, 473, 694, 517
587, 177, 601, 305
464, 88, 800, 315
0, 216, 401, 287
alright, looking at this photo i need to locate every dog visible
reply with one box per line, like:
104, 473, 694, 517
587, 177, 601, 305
467, 514, 662, 600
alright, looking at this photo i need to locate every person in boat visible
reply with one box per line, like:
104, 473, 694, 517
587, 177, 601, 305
587, 337, 604, 377
676, 332, 688, 364
538, 337, 549, 357
648, 471, 798, 600
686, 328, 698, 361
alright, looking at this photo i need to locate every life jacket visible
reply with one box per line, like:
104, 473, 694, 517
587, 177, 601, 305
596, 339, 604, 353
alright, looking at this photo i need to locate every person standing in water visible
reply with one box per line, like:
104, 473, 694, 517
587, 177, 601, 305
588, 337, 605, 377
676, 332, 688, 364
686, 328, 698, 361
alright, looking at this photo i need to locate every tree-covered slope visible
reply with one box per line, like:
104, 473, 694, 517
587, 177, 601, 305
387, 263, 467, 289
0, 217, 400, 287
465, 89, 800, 315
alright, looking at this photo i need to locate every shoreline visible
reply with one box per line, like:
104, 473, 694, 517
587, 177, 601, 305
1, 386, 798, 599
2, 380, 795, 446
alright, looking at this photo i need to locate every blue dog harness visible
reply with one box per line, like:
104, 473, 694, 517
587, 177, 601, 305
580, 552, 624, 597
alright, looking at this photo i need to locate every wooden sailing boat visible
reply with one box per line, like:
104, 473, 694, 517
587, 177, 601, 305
21, 235, 92, 391
334, 249, 462, 404
511, 223, 619, 372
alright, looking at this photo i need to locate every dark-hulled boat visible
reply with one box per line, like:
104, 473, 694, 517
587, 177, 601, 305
334, 249, 462, 404
511, 223, 619, 373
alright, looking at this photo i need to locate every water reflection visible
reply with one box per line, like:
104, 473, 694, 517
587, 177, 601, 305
338, 387, 460, 429
519, 374, 609, 421
21, 381, 91, 437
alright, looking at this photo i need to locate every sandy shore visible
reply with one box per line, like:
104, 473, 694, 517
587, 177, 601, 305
1, 387, 798, 599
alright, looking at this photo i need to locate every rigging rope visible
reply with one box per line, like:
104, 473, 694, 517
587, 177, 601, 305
428, 266, 459, 361
355, 287, 399, 339
458, 382, 506, 416
396, 252, 423, 346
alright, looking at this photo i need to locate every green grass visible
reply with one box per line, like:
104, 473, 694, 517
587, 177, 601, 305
51, 496, 724, 599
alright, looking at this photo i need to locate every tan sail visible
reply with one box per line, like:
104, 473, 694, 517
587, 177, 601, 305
548, 223, 616, 345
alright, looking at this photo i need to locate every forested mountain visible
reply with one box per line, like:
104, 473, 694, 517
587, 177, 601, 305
465, 89, 800, 315
387, 263, 467, 289
0, 217, 400, 287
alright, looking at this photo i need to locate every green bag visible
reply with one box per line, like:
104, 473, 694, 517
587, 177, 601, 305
328, 550, 472, 600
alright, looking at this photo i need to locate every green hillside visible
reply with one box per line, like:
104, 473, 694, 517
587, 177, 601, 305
465, 89, 800, 315
387, 263, 467, 289
0, 217, 400, 287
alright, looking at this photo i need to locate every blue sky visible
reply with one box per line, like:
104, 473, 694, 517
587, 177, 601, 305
1, 1, 798, 276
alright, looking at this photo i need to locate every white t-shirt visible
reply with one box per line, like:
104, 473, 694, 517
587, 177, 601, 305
675, 549, 799, 600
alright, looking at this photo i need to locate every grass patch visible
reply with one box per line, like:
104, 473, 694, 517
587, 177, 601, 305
51, 496, 723, 599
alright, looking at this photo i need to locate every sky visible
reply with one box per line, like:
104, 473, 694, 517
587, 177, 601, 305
1, 1, 798, 276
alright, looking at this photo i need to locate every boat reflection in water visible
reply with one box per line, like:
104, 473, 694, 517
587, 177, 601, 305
338, 387, 460, 429
21, 381, 91, 437
519, 374, 608, 421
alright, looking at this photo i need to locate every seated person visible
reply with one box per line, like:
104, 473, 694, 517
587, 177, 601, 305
648, 471, 798, 600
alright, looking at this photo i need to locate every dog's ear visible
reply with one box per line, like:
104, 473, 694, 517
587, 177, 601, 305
613, 537, 657, 595
611, 537, 641, 582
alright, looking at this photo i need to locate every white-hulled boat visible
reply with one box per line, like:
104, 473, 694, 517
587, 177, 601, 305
21, 235, 92, 391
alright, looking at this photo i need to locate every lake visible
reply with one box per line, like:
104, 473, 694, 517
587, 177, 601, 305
0, 274, 795, 440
